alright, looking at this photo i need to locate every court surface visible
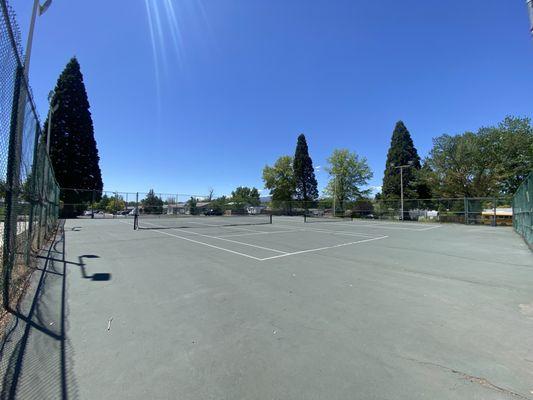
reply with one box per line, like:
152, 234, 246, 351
7, 216, 533, 399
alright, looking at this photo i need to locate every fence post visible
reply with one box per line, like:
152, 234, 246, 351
2, 66, 24, 308
493, 197, 497, 227
25, 124, 41, 265
464, 197, 468, 225
91, 189, 95, 218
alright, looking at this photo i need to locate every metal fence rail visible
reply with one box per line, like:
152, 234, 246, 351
512, 173, 532, 248
1, 0, 60, 315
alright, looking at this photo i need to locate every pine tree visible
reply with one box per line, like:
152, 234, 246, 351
45, 57, 103, 214
382, 121, 421, 199
142, 190, 163, 214
293, 134, 318, 207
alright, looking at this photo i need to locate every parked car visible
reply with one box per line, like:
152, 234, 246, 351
83, 210, 93, 216
204, 208, 223, 216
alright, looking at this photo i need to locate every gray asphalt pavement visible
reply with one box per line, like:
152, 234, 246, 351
2, 217, 532, 399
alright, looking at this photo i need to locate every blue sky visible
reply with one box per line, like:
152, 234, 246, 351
12, 0, 533, 197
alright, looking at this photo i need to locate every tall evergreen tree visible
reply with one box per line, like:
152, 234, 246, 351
45, 57, 103, 213
382, 121, 421, 199
293, 134, 318, 206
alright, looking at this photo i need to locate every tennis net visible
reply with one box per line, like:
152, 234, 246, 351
134, 213, 272, 230
304, 214, 353, 223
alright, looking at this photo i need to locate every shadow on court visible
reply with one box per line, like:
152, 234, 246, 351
0, 221, 111, 399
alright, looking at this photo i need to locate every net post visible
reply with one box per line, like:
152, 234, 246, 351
91, 189, 95, 218
304, 214, 307, 223
133, 192, 139, 230
493, 197, 497, 227
269, 214, 272, 224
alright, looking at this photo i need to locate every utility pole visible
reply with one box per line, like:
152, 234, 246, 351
393, 162, 413, 221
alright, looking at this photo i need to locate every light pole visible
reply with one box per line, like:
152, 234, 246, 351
24, 0, 53, 77
46, 90, 58, 154
393, 161, 413, 221
12, 0, 53, 179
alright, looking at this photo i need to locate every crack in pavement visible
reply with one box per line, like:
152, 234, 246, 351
401, 356, 531, 399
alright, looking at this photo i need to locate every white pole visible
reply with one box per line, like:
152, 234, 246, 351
24, 0, 40, 76
400, 167, 404, 220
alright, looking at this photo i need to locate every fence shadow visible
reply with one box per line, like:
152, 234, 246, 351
0, 221, 78, 399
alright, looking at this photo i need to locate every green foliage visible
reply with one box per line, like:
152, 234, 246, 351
262, 156, 295, 205
187, 196, 198, 215
382, 121, 422, 200
352, 198, 374, 217
317, 198, 333, 209
210, 196, 228, 214
324, 149, 372, 210
106, 195, 125, 214
478, 116, 533, 195
46, 57, 103, 207
97, 194, 110, 211
142, 189, 163, 214
231, 186, 260, 207
425, 116, 533, 197
293, 134, 318, 204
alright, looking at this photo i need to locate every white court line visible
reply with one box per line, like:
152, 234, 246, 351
122, 220, 389, 261
142, 221, 288, 254
260, 236, 389, 261
310, 220, 442, 231
416, 225, 442, 231
217, 229, 304, 238
119, 220, 264, 260
151, 229, 266, 260
275, 224, 378, 238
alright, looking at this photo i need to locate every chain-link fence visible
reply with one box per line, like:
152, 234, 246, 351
259, 197, 513, 226
58, 189, 212, 219
512, 173, 532, 248
57, 188, 515, 228
1, 0, 60, 316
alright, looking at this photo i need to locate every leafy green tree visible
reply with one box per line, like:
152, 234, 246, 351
45, 57, 103, 215
324, 149, 372, 211
427, 132, 494, 197
142, 189, 163, 214
106, 196, 126, 214
210, 196, 228, 215
478, 116, 533, 195
187, 197, 198, 215
382, 121, 421, 200
293, 134, 318, 208
97, 194, 110, 211
262, 156, 296, 208
231, 187, 260, 207
425, 116, 533, 198
352, 198, 374, 218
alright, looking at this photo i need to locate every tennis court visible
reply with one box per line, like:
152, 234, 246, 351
7, 216, 533, 399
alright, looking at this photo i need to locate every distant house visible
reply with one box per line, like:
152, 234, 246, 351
166, 203, 187, 214
166, 201, 212, 215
